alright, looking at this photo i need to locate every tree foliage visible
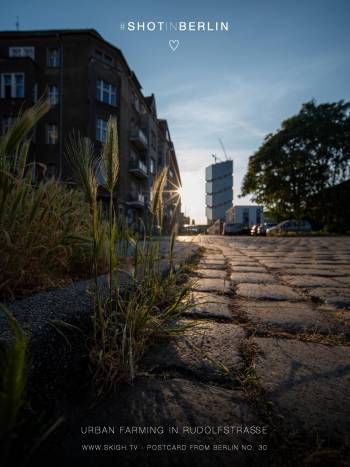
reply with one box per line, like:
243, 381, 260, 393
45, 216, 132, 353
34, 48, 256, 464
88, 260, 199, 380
241, 100, 350, 220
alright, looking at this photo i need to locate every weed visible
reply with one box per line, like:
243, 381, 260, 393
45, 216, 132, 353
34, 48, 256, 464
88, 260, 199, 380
0, 306, 28, 466
65, 119, 193, 395
0, 100, 98, 300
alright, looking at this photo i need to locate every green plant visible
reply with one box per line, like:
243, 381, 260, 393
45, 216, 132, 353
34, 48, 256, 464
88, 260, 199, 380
0, 100, 100, 300
65, 127, 193, 394
0, 307, 28, 465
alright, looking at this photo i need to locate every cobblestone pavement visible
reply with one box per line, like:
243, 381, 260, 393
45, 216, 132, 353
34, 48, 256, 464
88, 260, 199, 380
46, 236, 350, 467
187, 235, 350, 465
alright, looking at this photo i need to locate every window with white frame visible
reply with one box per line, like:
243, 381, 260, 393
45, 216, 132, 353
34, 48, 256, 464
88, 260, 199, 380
48, 84, 59, 105
46, 124, 58, 144
2, 117, 14, 135
9, 46, 35, 60
96, 118, 107, 142
1, 73, 25, 98
47, 48, 59, 67
96, 79, 116, 106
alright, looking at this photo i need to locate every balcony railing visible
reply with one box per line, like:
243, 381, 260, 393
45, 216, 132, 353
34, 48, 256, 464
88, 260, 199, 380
129, 159, 148, 179
127, 192, 145, 208
129, 128, 148, 149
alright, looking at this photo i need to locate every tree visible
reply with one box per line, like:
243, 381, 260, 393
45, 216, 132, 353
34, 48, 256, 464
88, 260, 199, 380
241, 100, 350, 221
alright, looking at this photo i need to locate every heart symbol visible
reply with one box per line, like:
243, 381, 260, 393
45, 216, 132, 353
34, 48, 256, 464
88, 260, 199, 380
169, 40, 179, 51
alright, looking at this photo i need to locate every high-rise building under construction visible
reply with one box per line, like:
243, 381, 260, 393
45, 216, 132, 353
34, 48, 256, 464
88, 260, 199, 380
205, 159, 233, 224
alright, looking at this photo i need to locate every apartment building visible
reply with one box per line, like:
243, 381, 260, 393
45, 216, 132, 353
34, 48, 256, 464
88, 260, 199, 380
0, 28, 181, 232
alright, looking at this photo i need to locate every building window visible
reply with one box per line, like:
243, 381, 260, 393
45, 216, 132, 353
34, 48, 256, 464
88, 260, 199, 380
1, 73, 24, 98
95, 50, 114, 66
256, 208, 261, 225
14, 74, 24, 97
96, 79, 116, 106
96, 118, 107, 142
46, 124, 58, 144
243, 208, 249, 225
2, 117, 14, 135
9, 46, 35, 60
95, 50, 103, 60
47, 48, 59, 67
150, 158, 155, 174
132, 91, 140, 112
104, 54, 113, 65
48, 85, 59, 105
151, 130, 157, 150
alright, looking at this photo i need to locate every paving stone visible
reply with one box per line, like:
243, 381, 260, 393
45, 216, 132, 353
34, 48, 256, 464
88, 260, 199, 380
227, 257, 258, 266
281, 275, 344, 288
184, 292, 233, 320
142, 321, 245, 383
229, 266, 268, 273
233, 300, 342, 334
193, 278, 231, 294
235, 284, 302, 301
261, 260, 308, 266
333, 276, 350, 286
202, 255, 225, 262
254, 337, 350, 441
197, 261, 226, 270
200, 257, 226, 263
222, 253, 249, 259
271, 268, 345, 277
194, 269, 227, 279
53, 378, 262, 467
230, 273, 277, 285
307, 288, 350, 309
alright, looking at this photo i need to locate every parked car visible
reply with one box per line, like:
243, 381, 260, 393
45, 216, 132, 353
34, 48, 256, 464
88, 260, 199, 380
266, 220, 312, 235
257, 223, 277, 236
224, 223, 251, 236
250, 224, 260, 236
224, 223, 243, 235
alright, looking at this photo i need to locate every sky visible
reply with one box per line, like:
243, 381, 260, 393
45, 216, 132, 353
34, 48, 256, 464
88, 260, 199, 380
1, 0, 350, 223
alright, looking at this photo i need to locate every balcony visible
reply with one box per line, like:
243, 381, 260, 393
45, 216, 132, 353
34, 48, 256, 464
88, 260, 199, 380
129, 128, 148, 149
127, 192, 145, 208
129, 159, 148, 179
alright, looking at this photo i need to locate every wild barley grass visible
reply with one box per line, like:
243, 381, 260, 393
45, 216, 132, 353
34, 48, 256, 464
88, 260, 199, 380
65, 123, 193, 394
0, 101, 98, 300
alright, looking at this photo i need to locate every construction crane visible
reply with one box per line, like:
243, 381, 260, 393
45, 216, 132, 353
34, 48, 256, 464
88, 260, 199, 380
218, 138, 229, 160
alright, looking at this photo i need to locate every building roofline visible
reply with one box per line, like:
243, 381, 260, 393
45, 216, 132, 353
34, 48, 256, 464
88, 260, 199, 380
0, 28, 143, 91
0, 28, 103, 38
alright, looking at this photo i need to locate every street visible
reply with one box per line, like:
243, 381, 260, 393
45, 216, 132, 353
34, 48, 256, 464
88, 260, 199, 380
189, 235, 350, 463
